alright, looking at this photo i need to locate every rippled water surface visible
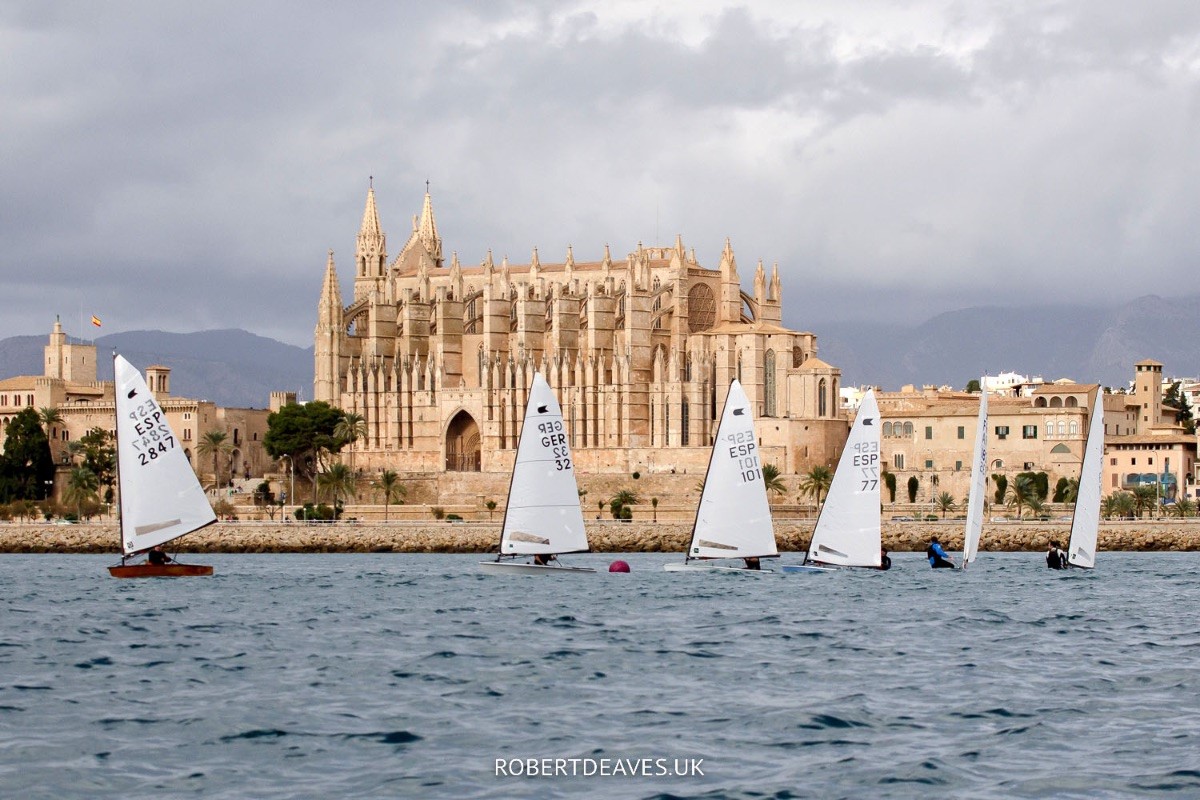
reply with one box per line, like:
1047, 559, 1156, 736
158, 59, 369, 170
1, 552, 1198, 799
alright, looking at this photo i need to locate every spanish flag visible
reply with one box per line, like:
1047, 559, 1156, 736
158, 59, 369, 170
91, 315, 102, 327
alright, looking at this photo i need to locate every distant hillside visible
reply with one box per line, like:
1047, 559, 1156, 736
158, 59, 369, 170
0, 329, 313, 409
802, 294, 1200, 390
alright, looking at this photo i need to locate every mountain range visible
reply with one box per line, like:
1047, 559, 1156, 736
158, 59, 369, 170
0, 294, 1194, 408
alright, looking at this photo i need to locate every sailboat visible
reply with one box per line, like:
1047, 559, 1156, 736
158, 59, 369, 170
108, 354, 216, 578
961, 380, 988, 569
665, 379, 778, 573
479, 371, 594, 575
783, 389, 882, 573
1066, 393, 1104, 570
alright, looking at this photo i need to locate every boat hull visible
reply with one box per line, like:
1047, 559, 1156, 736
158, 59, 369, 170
664, 562, 772, 573
108, 563, 214, 578
780, 564, 838, 574
478, 561, 595, 575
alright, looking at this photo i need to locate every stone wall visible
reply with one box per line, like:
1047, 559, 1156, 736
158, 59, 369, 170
3, 520, 1199, 554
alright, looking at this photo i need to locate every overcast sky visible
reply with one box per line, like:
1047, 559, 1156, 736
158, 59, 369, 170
4, 1, 1199, 348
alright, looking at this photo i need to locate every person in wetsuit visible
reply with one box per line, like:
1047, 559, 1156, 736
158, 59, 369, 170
1046, 541, 1067, 570
926, 536, 955, 569
147, 546, 172, 566
743, 557, 761, 570
879, 548, 892, 571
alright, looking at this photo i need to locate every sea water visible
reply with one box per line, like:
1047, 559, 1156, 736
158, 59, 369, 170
0, 552, 1197, 799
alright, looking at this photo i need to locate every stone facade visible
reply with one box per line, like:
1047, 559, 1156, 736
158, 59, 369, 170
0, 320, 274, 490
313, 186, 848, 482
875, 358, 1198, 511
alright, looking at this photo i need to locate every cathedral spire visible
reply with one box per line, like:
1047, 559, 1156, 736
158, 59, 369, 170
416, 186, 442, 263
319, 249, 343, 312
356, 178, 387, 284
359, 177, 383, 240
770, 262, 781, 302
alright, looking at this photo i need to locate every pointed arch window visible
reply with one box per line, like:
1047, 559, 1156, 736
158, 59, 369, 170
818, 378, 827, 417
681, 399, 690, 446
764, 350, 777, 417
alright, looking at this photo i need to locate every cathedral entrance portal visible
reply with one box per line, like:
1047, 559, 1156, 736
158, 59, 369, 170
445, 411, 481, 472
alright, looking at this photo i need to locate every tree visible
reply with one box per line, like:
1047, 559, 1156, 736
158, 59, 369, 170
485, 499, 498, 520
935, 491, 956, 519
1006, 474, 1040, 519
317, 462, 356, 516
883, 471, 897, 503
37, 407, 64, 462
333, 412, 368, 472
372, 469, 407, 521
651, 497, 659, 522
1170, 497, 1196, 518
264, 401, 346, 493
610, 489, 638, 521
76, 428, 116, 498
965, 379, 982, 393
761, 463, 787, 497
906, 475, 919, 504
63, 466, 99, 520
0, 408, 56, 503
196, 430, 233, 490
1052, 477, 1070, 503
1131, 484, 1158, 518
798, 466, 834, 508
992, 474, 1008, 505
1163, 381, 1196, 434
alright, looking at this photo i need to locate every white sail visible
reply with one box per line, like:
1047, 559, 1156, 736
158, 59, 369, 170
685, 379, 778, 560
1067, 394, 1104, 569
499, 372, 589, 556
805, 389, 881, 568
115, 355, 216, 555
962, 383, 988, 568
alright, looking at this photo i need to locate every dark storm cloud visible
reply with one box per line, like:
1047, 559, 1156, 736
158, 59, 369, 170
2, 1, 1199, 348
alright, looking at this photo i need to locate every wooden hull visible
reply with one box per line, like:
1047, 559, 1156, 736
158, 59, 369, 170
664, 562, 772, 573
108, 563, 214, 578
478, 561, 595, 575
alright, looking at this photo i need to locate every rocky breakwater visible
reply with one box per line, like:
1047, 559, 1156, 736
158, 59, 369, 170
2, 520, 1199, 554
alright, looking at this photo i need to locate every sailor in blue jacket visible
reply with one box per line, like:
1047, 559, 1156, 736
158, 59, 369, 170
926, 536, 956, 569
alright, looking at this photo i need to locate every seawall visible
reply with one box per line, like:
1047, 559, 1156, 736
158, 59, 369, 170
3, 520, 1199, 554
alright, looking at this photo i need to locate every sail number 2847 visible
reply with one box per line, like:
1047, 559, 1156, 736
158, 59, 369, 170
128, 402, 175, 466
853, 441, 879, 491
538, 420, 572, 471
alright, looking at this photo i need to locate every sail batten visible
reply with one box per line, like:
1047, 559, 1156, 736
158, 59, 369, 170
115, 355, 216, 555
498, 373, 589, 556
684, 380, 778, 561
804, 389, 881, 568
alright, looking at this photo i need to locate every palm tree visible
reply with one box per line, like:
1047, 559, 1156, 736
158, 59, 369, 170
63, 466, 99, 520
1131, 484, 1158, 518
1171, 497, 1196, 518
610, 489, 638, 520
651, 497, 659, 522
38, 407, 64, 452
798, 465, 834, 509
485, 499, 498, 520
334, 412, 368, 473
761, 463, 787, 498
372, 469, 406, 521
935, 491, 956, 519
1063, 478, 1080, 507
1111, 491, 1137, 520
317, 462, 356, 517
196, 430, 233, 491
1006, 474, 1039, 519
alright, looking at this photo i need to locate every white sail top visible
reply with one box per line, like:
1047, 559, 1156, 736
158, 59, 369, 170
115, 355, 216, 554
962, 384, 989, 568
805, 389, 881, 568
499, 372, 589, 556
686, 379, 778, 560
1067, 395, 1104, 569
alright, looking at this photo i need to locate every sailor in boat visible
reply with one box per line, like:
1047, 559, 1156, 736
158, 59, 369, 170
879, 548, 892, 571
926, 536, 956, 569
743, 557, 761, 570
147, 546, 173, 566
1046, 541, 1067, 570
533, 553, 557, 567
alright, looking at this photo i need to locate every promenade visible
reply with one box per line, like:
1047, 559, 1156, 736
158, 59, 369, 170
3, 520, 1199, 554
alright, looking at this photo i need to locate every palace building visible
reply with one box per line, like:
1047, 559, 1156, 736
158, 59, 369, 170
313, 185, 849, 478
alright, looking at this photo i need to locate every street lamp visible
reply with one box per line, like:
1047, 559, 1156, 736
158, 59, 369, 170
280, 454, 294, 522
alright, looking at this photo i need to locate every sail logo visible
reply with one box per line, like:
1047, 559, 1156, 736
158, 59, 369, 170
732, 407, 745, 416
127, 389, 138, 399
537, 405, 549, 413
